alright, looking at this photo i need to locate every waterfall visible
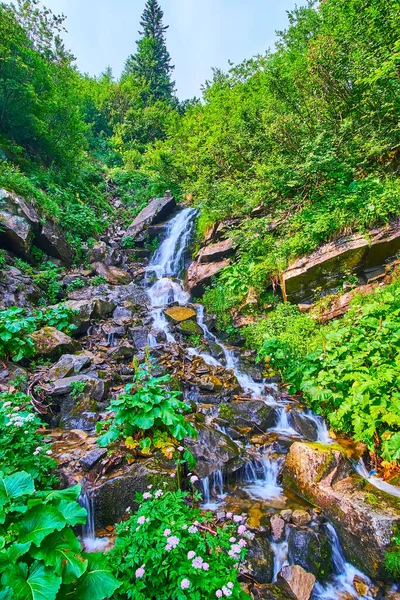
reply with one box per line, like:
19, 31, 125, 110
242, 455, 284, 500
79, 488, 109, 552
302, 410, 332, 444
79, 489, 95, 540
146, 208, 196, 344
313, 523, 373, 599
270, 407, 299, 436
195, 304, 268, 398
354, 458, 400, 498
201, 469, 225, 509
271, 531, 289, 581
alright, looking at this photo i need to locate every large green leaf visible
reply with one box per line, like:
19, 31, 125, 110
56, 499, 87, 527
31, 529, 88, 584
0, 587, 13, 600
97, 426, 120, 447
42, 485, 81, 503
132, 414, 154, 430
0, 472, 34, 505
2, 561, 61, 600
74, 555, 120, 600
0, 542, 31, 567
19, 505, 66, 546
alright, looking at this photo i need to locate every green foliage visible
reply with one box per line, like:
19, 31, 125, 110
0, 391, 56, 486
91, 275, 107, 287
385, 535, 400, 579
0, 305, 76, 361
68, 380, 86, 399
97, 365, 197, 449
109, 489, 250, 600
248, 280, 400, 460
66, 278, 86, 293
122, 235, 135, 249
124, 0, 175, 104
0, 472, 119, 600
13, 258, 35, 277
33, 262, 62, 305
0, 251, 7, 271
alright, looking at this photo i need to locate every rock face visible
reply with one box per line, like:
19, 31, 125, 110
197, 238, 235, 263
251, 582, 296, 600
282, 441, 400, 579
278, 565, 316, 600
31, 327, 80, 359
92, 262, 131, 285
37, 221, 73, 265
217, 401, 277, 434
124, 193, 176, 242
62, 298, 116, 334
91, 461, 174, 528
0, 189, 73, 264
187, 259, 230, 297
185, 424, 244, 478
0, 265, 41, 308
287, 526, 332, 579
164, 306, 197, 322
281, 222, 400, 304
46, 353, 92, 381
244, 535, 275, 584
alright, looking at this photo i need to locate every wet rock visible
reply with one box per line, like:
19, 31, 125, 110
0, 265, 41, 308
68, 282, 148, 314
217, 401, 276, 434
197, 238, 235, 263
31, 327, 80, 359
176, 319, 202, 335
289, 410, 319, 441
129, 326, 149, 351
36, 220, 73, 265
278, 565, 316, 600
91, 460, 174, 528
124, 193, 176, 242
164, 306, 197, 322
63, 298, 116, 334
46, 353, 92, 381
251, 582, 297, 600
102, 322, 126, 338
92, 262, 131, 285
198, 375, 223, 393
282, 442, 400, 579
287, 526, 332, 579
352, 574, 370, 597
107, 341, 135, 360
88, 241, 107, 263
244, 534, 275, 584
0, 188, 40, 259
187, 259, 230, 297
291, 510, 312, 527
281, 222, 400, 304
79, 447, 108, 471
185, 424, 244, 478
49, 374, 107, 402
271, 514, 286, 542
280, 510, 293, 522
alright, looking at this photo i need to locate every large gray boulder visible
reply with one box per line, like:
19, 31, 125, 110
31, 327, 80, 359
0, 265, 41, 308
197, 238, 235, 264
36, 220, 73, 266
185, 424, 244, 478
0, 189, 73, 264
187, 259, 230, 297
124, 192, 176, 242
282, 441, 400, 579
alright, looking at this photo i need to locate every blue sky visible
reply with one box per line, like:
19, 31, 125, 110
34, 0, 307, 99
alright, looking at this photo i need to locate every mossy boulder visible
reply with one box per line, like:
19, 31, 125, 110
31, 327, 80, 359
164, 306, 197, 322
216, 400, 276, 433
282, 441, 400, 579
287, 526, 332, 579
185, 423, 244, 478
175, 319, 202, 335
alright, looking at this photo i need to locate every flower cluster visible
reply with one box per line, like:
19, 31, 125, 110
110, 489, 250, 600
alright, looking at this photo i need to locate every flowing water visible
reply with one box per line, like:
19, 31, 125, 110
144, 207, 398, 598
79, 489, 109, 552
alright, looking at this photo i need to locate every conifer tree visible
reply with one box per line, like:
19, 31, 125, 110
124, 0, 175, 103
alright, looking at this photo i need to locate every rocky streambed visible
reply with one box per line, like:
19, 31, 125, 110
1, 193, 400, 600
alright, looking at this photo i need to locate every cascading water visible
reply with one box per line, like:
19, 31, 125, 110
201, 470, 225, 509
354, 457, 400, 498
313, 524, 373, 600
146, 207, 196, 344
242, 455, 285, 501
143, 207, 399, 597
79, 488, 109, 552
